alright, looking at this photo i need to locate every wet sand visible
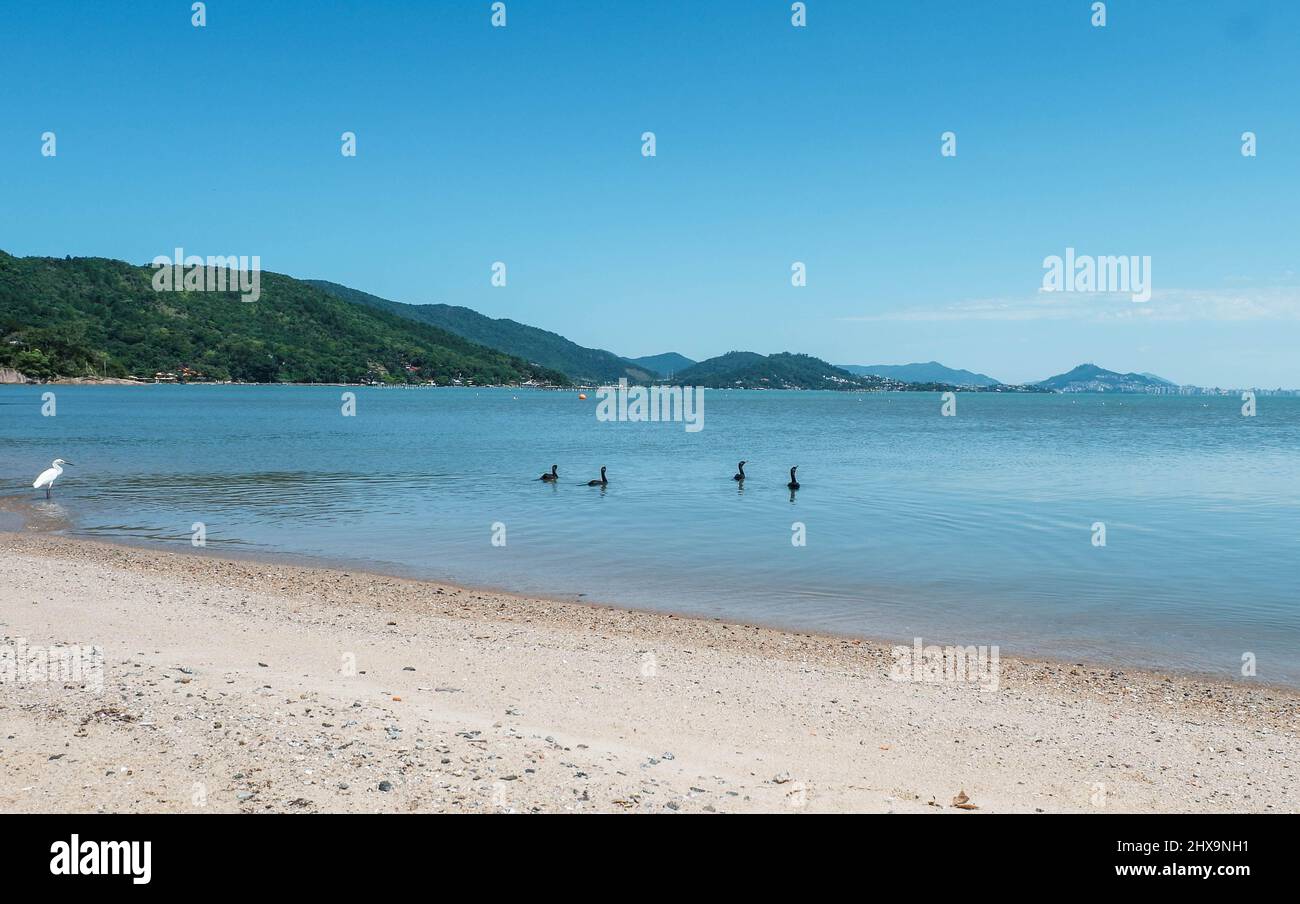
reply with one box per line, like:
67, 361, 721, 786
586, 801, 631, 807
1, 530, 1296, 813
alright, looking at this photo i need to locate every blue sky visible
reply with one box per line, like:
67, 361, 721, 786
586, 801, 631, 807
2, 0, 1298, 386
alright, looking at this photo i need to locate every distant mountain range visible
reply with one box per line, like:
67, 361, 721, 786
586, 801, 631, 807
667, 351, 1032, 391
308, 280, 653, 384
837, 361, 1001, 387
840, 361, 1188, 393
2, 250, 1283, 392
294, 285, 1206, 393
303, 284, 976, 390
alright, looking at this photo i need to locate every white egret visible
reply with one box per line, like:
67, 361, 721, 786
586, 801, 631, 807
33, 459, 72, 499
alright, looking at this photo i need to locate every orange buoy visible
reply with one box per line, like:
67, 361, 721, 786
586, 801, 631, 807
578, 393, 587, 400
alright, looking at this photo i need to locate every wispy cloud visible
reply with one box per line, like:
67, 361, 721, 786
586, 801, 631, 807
842, 288, 1300, 324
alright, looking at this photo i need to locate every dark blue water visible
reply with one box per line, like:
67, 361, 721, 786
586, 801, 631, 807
2, 385, 1297, 684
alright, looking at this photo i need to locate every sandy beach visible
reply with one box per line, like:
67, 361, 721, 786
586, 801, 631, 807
1, 530, 1295, 814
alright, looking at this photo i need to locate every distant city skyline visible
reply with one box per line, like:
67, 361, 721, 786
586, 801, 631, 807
2, 1, 1298, 386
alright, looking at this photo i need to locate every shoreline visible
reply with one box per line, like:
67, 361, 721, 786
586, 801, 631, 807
1, 530, 1296, 813
0, 492, 1289, 693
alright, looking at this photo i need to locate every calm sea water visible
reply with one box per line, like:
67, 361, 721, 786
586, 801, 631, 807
2, 385, 1297, 684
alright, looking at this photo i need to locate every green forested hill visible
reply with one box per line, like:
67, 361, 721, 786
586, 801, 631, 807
0, 251, 567, 385
1035, 363, 1172, 392
677, 351, 892, 389
674, 351, 767, 381
307, 279, 656, 383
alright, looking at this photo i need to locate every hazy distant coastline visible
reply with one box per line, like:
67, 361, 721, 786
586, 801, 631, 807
4, 252, 1293, 394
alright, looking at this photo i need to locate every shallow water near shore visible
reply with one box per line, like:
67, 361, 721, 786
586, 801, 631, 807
2, 384, 1297, 684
